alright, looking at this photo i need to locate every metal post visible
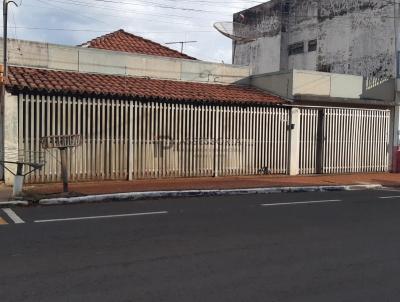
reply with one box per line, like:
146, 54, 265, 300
12, 162, 23, 196
3, 0, 17, 78
1, 1, 7, 181
213, 108, 219, 177
3, 0, 7, 78
60, 147, 69, 193
1, 0, 17, 182
316, 109, 325, 174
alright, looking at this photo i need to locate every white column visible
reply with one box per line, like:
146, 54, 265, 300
3, 93, 19, 185
289, 107, 300, 176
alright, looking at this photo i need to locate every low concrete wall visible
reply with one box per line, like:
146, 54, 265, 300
249, 69, 395, 104
0, 38, 250, 84
250, 71, 293, 99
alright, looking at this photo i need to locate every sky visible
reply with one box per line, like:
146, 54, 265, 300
4, 0, 264, 64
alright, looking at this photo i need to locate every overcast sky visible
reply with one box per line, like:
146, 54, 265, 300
4, 0, 263, 63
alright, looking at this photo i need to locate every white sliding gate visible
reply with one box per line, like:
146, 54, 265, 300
299, 108, 390, 174
19, 94, 290, 183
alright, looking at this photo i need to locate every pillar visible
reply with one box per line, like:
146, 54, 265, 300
3, 93, 18, 185
289, 107, 300, 176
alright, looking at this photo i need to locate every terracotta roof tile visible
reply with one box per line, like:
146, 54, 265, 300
80, 29, 196, 60
6, 66, 286, 105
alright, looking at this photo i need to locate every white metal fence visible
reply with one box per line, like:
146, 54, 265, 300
19, 94, 290, 183
299, 108, 390, 174
16, 94, 391, 183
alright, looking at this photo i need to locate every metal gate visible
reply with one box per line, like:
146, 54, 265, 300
299, 107, 390, 174
19, 94, 290, 183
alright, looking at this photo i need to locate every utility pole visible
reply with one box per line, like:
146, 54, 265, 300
1, 0, 18, 181
165, 41, 197, 54
3, 0, 18, 77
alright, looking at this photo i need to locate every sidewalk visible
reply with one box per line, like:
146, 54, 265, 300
21, 173, 400, 200
0, 183, 12, 202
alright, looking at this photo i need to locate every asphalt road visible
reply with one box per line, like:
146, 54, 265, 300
1, 188, 400, 302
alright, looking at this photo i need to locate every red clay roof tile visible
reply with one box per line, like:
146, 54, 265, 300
6, 66, 286, 105
80, 29, 196, 60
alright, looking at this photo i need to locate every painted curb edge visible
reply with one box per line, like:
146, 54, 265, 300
35, 184, 383, 206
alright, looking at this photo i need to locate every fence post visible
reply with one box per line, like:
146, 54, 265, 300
213, 106, 219, 177
128, 101, 134, 181
316, 109, 325, 174
289, 107, 300, 176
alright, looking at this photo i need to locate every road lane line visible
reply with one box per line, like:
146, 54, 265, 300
34, 211, 168, 223
3, 208, 25, 224
379, 196, 400, 199
375, 188, 400, 193
0, 217, 8, 225
261, 200, 342, 207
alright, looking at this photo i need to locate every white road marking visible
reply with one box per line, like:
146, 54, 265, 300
379, 196, 400, 199
261, 200, 342, 207
3, 208, 25, 224
34, 211, 168, 223
374, 188, 400, 193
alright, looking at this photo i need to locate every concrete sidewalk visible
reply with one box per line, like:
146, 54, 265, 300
0, 183, 12, 202
21, 173, 400, 199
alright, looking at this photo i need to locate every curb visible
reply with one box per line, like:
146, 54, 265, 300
35, 184, 383, 206
0, 200, 30, 206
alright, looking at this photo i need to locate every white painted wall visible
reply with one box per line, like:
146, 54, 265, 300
0, 38, 251, 84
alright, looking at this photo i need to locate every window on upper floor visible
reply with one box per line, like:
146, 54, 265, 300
318, 64, 332, 73
288, 42, 304, 56
308, 39, 317, 52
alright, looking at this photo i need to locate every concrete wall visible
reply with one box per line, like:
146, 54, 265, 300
234, 35, 281, 75
0, 38, 251, 84
233, 0, 283, 74
249, 69, 395, 104
250, 71, 293, 99
233, 0, 396, 81
317, 1, 395, 79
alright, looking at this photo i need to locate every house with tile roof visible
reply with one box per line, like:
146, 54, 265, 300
0, 29, 394, 188
0, 30, 291, 186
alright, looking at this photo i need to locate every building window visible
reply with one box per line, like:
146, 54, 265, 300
318, 64, 332, 73
288, 42, 304, 56
308, 39, 317, 52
